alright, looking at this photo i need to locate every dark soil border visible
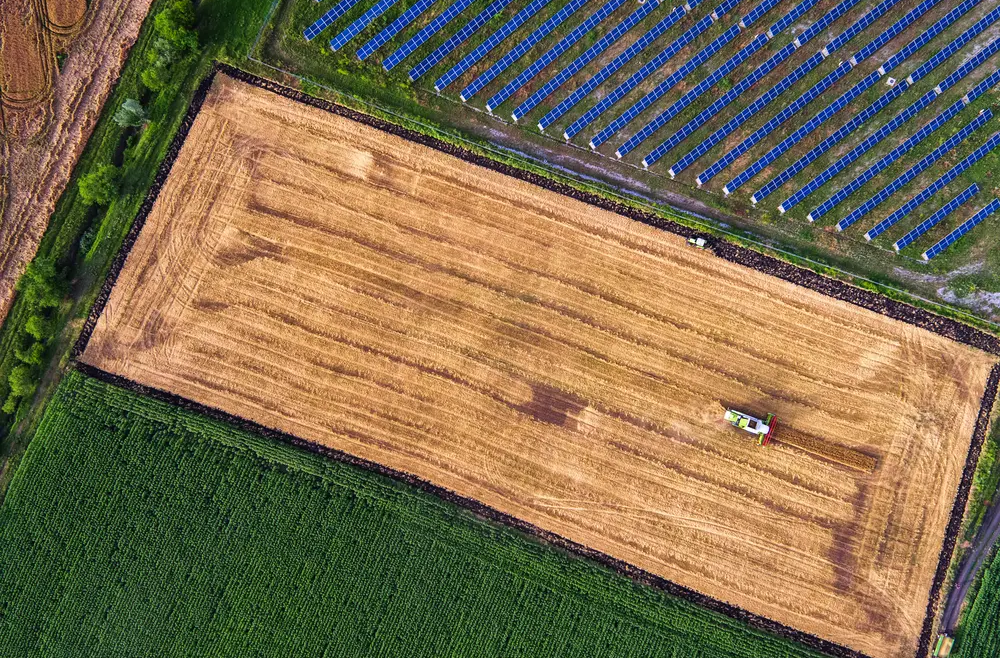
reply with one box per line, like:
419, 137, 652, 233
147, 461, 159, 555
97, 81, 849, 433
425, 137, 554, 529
71, 63, 1000, 658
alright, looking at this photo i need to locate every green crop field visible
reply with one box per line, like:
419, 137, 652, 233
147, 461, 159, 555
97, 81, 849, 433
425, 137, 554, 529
0, 370, 823, 658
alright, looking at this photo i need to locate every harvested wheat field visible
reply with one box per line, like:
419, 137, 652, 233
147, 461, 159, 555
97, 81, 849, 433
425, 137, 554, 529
0, 0, 53, 111
0, 0, 151, 322
84, 75, 998, 658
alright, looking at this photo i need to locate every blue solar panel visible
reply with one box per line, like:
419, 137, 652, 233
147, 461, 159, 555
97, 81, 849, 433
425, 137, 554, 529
792, 0, 862, 49
563, 14, 714, 141
936, 38, 1000, 95
879, 0, 979, 75
487, 0, 627, 112
618, 33, 768, 159
712, 0, 743, 20
823, 0, 904, 57
689, 52, 824, 185
541, 7, 685, 133
894, 184, 979, 252
514, 0, 656, 123
849, 0, 941, 66
804, 92, 979, 222
385, 0, 477, 71
923, 197, 1000, 260
789, 42, 1000, 215
330, 0, 402, 51
410, 0, 514, 81
358, 0, 435, 61
731, 70, 879, 196
435, 0, 554, 91
703, 61, 851, 188
591, 22, 742, 149
304, 0, 363, 41
965, 69, 1000, 106
834, 110, 992, 231
765, 0, 818, 38
655, 42, 796, 173
866, 134, 1000, 241
907, 5, 1000, 85
758, 78, 909, 205
461, 0, 589, 101
739, 0, 779, 29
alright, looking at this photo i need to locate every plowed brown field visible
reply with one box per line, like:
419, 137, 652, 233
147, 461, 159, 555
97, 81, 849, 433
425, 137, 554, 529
84, 75, 998, 658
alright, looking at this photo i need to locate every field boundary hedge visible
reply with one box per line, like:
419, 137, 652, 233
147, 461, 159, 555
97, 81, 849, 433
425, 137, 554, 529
72, 63, 1000, 658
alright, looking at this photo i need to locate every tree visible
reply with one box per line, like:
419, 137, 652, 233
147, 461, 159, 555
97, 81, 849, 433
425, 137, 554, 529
15, 258, 64, 310
7, 365, 37, 399
113, 98, 147, 128
78, 164, 120, 207
154, 0, 198, 55
24, 315, 51, 342
14, 342, 45, 365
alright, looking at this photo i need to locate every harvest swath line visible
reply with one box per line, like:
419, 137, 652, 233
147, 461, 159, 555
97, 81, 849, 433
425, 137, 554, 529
74, 65, 1000, 658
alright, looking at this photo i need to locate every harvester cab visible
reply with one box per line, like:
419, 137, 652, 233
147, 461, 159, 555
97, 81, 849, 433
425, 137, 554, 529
724, 409, 777, 446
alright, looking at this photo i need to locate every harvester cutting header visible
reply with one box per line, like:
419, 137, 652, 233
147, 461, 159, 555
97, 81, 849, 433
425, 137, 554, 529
723, 406, 876, 474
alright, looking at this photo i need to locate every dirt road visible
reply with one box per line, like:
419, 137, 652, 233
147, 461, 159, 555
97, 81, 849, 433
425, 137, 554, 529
940, 496, 1000, 632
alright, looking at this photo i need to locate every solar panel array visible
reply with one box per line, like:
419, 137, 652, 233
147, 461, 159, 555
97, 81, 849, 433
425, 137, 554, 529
706, 61, 852, 189
938, 37, 1000, 95
564, 14, 714, 141
357, 0, 434, 60
894, 183, 978, 252
923, 198, 1000, 260
907, 5, 1000, 85
330, 0, 400, 52
738, 0, 779, 29
766, 0, 819, 38
461, 0, 589, 101
384, 0, 477, 71
514, 0, 658, 122
410, 0, 514, 81
809, 80, 995, 224
792, 0, 862, 48
588, 15, 726, 148
834, 110, 992, 232
787, 40, 1000, 215
487, 0, 628, 112
654, 42, 795, 172
541, 6, 685, 132
732, 71, 880, 196
305, 0, 1000, 264
658, 0, 826, 171
866, 132, 1000, 241
879, 0, 980, 75
751, 0, 957, 203
711, 0, 742, 20
758, 79, 910, 205
304, 0, 362, 41
435, 0, 553, 91
849, 0, 941, 66
690, 53, 824, 185
823, 0, 904, 58
617, 32, 768, 158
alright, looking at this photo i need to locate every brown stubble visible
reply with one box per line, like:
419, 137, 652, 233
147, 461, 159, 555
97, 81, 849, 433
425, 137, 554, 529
84, 75, 998, 658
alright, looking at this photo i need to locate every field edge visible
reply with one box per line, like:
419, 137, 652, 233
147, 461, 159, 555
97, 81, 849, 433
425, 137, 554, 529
70, 64, 1000, 658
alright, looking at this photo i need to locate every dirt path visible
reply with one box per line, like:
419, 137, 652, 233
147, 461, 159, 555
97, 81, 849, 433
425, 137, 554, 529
940, 496, 1000, 632
0, 0, 153, 322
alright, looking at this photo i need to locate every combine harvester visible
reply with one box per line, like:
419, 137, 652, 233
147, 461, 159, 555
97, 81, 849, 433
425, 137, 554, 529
723, 407, 877, 473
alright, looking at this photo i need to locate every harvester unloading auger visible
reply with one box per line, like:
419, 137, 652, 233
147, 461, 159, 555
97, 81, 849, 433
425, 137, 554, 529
723, 407, 877, 474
